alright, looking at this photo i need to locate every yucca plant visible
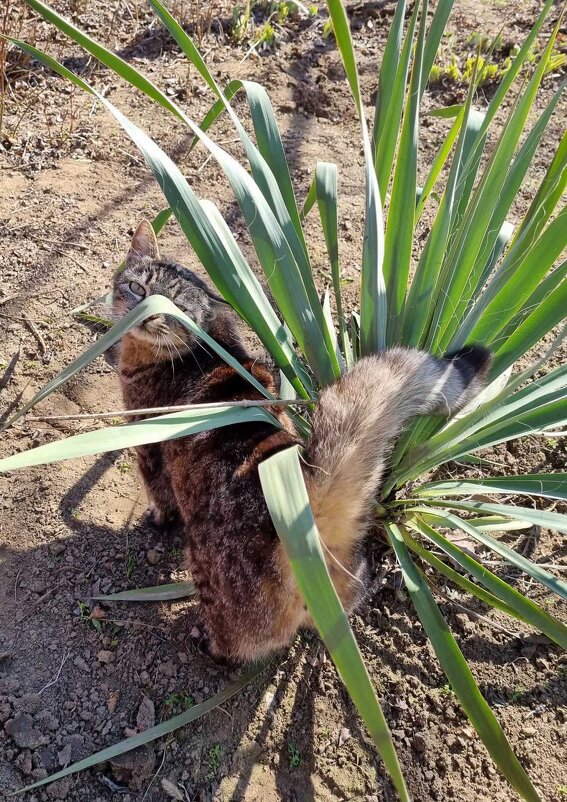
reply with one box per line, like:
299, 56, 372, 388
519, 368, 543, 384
1, 0, 566, 799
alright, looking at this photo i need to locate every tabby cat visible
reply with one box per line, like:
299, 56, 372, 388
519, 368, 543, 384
113, 220, 491, 663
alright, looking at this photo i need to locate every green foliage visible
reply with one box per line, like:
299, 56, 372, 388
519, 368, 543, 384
429, 32, 566, 87
288, 740, 301, 768
165, 692, 195, 710
3, 0, 567, 799
205, 743, 222, 779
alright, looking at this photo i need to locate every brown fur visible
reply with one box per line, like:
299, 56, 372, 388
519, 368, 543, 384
113, 221, 491, 663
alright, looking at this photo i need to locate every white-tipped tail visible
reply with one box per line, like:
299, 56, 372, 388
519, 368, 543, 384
302, 346, 491, 560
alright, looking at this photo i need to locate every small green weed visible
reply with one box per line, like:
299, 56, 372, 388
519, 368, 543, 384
115, 460, 131, 474
205, 744, 222, 779
288, 740, 301, 769
125, 551, 137, 579
165, 691, 195, 710
254, 21, 276, 51
77, 601, 102, 632
508, 685, 527, 704
557, 785, 567, 796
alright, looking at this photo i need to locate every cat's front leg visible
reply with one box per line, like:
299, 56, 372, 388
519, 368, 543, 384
136, 444, 179, 529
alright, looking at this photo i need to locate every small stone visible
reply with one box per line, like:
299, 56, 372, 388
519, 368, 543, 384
412, 733, 427, 753
110, 746, 156, 791
15, 749, 33, 776
48, 543, 65, 556
73, 656, 89, 672
97, 650, 114, 664
57, 744, 72, 767
338, 727, 351, 747
46, 777, 72, 800
107, 691, 119, 713
146, 549, 161, 566
102, 260, 111, 269
136, 696, 155, 732
522, 726, 537, 738
4, 713, 45, 749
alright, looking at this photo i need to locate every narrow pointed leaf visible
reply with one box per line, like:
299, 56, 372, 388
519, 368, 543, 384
420, 474, 567, 502
259, 446, 410, 801
9, 663, 266, 796
93, 581, 196, 602
386, 522, 541, 802
406, 517, 567, 647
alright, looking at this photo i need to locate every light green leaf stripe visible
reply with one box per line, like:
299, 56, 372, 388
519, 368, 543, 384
419, 474, 567, 501
259, 446, 410, 801
93, 581, 196, 602
405, 517, 567, 647
0, 405, 280, 474
387, 523, 541, 802
9, 663, 267, 796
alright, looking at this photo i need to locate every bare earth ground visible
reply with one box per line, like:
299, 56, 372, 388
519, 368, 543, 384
0, 0, 566, 800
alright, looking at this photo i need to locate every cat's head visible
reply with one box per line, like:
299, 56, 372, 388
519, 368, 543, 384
112, 220, 230, 353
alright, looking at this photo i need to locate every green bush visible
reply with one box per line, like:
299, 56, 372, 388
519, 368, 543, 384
2, 0, 566, 799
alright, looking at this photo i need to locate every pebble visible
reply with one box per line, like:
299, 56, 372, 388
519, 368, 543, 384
136, 696, 155, 732
338, 727, 351, 747
48, 543, 65, 556
107, 691, 119, 713
97, 650, 114, 664
412, 733, 427, 753
73, 656, 90, 672
146, 549, 161, 566
4, 713, 45, 749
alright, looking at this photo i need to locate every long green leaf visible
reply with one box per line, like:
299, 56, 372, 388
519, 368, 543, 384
420, 474, 567, 502
315, 162, 350, 364
386, 522, 541, 802
326, 0, 386, 353
400, 526, 519, 619
10, 663, 266, 795
93, 581, 196, 601
374, 0, 419, 200
384, 0, 428, 344
429, 18, 563, 351
0, 405, 280, 473
414, 500, 567, 539
259, 446, 409, 801
2, 295, 275, 432
371, 0, 408, 159
407, 507, 567, 598
11, 37, 338, 388
405, 517, 567, 647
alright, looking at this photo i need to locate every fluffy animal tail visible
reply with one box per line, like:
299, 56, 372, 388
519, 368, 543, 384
302, 345, 491, 556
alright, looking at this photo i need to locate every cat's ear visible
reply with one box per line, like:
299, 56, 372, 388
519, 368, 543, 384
126, 220, 160, 266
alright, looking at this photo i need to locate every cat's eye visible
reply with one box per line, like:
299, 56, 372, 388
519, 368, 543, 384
128, 281, 146, 299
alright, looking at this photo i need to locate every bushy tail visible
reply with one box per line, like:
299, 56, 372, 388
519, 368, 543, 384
302, 345, 491, 553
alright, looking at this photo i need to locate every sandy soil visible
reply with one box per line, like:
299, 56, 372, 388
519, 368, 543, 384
0, 0, 566, 800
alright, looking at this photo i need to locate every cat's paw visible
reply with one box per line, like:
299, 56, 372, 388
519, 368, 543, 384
189, 625, 230, 666
146, 502, 177, 530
